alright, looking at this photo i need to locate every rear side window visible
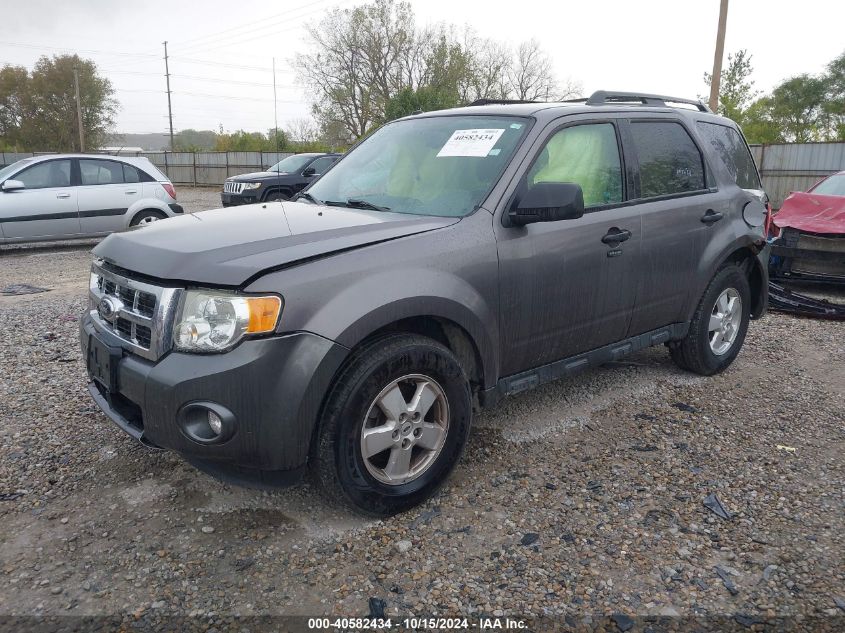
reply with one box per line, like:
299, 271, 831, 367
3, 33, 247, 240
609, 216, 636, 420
123, 164, 141, 183
629, 121, 705, 198
80, 159, 124, 185
16, 160, 71, 189
696, 122, 761, 190
527, 123, 623, 208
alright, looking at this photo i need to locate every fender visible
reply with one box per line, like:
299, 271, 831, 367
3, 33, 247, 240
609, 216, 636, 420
309, 271, 498, 390
124, 197, 174, 226
689, 232, 767, 322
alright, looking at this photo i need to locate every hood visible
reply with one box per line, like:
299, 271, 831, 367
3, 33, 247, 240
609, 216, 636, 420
94, 201, 460, 286
774, 192, 845, 235
229, 171, 294, 181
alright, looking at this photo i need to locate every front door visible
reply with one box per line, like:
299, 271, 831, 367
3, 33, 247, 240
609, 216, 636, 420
77, 158, 141, 234
496, 120, 641, 376
0, 158, 79, 240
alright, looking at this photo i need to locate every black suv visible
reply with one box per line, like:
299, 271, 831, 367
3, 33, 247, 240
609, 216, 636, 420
81, 91, 770, 516
221, 152, 340, 206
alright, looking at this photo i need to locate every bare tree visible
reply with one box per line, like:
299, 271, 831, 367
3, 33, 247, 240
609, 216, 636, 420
506, 39, 558, 101
284, 117, 320, 143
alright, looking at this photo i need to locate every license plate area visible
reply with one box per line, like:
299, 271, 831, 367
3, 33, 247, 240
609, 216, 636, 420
87, 334, 122, 393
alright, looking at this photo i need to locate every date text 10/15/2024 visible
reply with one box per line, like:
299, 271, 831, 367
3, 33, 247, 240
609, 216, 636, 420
307, 617, 528, 630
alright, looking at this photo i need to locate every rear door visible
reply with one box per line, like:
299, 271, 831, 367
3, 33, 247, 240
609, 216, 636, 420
0, 158, 79, 240
77, 158, 142, 234
621, 117, 717, 335
496, 118, 642, 376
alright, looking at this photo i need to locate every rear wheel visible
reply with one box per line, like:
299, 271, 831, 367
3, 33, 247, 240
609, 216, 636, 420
312, 334, 472, 516
670, 263, 751, 375
130, 210, 166, 227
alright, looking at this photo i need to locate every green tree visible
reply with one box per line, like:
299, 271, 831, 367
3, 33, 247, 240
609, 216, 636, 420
0, 65, 29, 150
703, 49, 759, 127
173, 128, 218, 151
214, 129, 290, 151
9, 55, 118, 151
822, 50, 845, 139
762, 74, 828, 142
383, 85, 460, 122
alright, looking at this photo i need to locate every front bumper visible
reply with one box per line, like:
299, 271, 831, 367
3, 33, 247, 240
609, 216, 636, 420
770, 230, 845, 284
221, 192, 260, 207
80, 313, 348, 471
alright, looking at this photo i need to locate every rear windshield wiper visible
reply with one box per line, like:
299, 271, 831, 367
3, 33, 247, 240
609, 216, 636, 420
292, 191, 322, 204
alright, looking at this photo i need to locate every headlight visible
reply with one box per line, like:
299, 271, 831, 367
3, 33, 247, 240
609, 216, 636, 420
173, 290, 282, 352
242, 182, 261, 190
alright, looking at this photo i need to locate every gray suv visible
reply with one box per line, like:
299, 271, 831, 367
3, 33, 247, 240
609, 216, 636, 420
80, 91, 770, 516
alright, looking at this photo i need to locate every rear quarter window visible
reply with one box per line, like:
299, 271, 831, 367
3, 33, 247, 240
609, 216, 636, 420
696, 122, 761, 190
629, 121, 706, 198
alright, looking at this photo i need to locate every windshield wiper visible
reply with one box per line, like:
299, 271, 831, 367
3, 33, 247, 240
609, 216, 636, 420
292, 191, 322, 204
345, 198, 391, 212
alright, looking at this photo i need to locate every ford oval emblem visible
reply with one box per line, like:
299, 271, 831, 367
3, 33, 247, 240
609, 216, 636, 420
98, 297, 119, 320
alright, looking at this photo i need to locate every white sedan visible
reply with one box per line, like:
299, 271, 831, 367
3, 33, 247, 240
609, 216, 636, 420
0, 154, 183, 244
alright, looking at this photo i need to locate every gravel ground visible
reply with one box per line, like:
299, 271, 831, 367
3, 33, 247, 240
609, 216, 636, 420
1, 193, 844, 629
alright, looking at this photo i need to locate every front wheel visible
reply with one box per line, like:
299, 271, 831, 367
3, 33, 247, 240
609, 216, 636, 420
670, 263, 751, 375
263, 190, 290, 202
312, 334, 472, 516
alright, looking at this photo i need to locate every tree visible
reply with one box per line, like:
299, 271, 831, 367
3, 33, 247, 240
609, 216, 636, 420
822, 50, 845, 139
172, 129, 217, 151
10, 55, 118, 151
759, 74, 828, 142
213, 129, 289, 151
0, 65, 29, 150
703, 49, 758, 127
507, 39, 558, 101
296, 0, 576, 140
383, 85, 460, 122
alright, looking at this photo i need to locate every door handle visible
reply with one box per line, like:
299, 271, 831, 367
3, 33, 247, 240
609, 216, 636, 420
701, 209, 724, 224
56, 193, 71, 199
601, 228, 632, 244
125, 190, 138, 195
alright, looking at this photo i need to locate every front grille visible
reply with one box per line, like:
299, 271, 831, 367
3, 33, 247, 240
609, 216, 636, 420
89, 262, 182, 361
224, 181, 246, 194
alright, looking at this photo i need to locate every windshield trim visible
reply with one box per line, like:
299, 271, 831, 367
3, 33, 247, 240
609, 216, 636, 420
305, 114, 536, 219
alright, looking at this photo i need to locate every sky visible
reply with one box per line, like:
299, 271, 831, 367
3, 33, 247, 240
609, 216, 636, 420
2, 0, 844, 136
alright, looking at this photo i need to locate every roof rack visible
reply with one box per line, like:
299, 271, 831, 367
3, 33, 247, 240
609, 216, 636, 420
585, 91, 711, 112
467, 98, 538, 107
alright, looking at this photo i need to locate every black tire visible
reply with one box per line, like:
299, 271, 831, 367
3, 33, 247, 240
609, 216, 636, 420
263, 190, 290, 202
670, 263, 751, 376
311, 334, 472, 516
129, 209, 166, 227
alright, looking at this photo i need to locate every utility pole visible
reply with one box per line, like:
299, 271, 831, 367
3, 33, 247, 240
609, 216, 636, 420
163, 41, 174, 150
73, 66, 85, 152
708, 0, 729, 112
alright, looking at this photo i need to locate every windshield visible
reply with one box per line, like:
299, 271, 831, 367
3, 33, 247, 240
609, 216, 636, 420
307, 115, 530, 217
0, 158, 33, 182
811, 174, 845, 197
268, 154, 316, 174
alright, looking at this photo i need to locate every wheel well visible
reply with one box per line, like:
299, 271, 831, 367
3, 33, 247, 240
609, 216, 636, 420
131, 208, 166, 224
360, 316, 484, 388
724, 246, 765, 318
262, 186, 292, 200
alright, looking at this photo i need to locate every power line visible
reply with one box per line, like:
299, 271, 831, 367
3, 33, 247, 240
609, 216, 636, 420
0, 40, 160, 59
174, 0, 340, 51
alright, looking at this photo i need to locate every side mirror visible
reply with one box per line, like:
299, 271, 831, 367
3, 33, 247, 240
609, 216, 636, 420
1, 179, 24, 192
508, 182, 584, 226
302, 166, 316, 177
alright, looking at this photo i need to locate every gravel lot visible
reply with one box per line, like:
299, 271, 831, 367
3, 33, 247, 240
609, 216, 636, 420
1, 188, 844, 629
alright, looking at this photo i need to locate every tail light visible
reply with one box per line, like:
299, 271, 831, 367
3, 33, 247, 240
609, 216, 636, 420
162, 183, 177, 200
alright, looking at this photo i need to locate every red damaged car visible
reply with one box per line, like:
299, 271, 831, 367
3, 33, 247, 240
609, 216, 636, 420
769, 171, 845, 318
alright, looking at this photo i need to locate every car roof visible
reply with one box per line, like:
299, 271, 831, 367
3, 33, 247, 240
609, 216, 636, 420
14, 153, 151, 163
400, 91, 737, 128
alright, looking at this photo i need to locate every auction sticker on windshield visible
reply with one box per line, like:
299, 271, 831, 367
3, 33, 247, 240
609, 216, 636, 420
437, 129, 505, 157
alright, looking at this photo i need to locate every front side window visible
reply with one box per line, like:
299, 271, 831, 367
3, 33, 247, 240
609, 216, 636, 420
307, 156, 337, 175
526, 123, 623, 208
80, 159, 124, 185
307, 116, 529, 217
696, 122, 760, 190
0, 158, 35, 182
811, 174, 845, 197
630, 121, 706, 198
16, 160, 71, 189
